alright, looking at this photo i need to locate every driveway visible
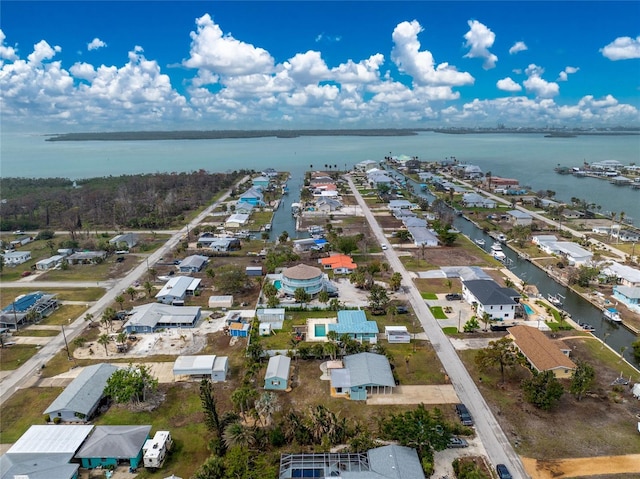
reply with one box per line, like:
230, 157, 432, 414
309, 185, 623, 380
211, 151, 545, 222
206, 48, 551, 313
366, 385, 459, 405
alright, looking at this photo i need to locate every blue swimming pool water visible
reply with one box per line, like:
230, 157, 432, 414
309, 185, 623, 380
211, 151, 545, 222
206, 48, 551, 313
523, 304, 535, 315
314, 324, 326, 337
274, 280, 282, 290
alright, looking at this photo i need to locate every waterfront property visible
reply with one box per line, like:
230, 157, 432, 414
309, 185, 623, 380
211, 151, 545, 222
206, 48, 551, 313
508, 325, 576, 379
75, 425, 151, 470
613, 286, 640, 313
601, 262, 640, 287
278, 445, 425, 479
279, 263, 327, 297
462, 279, 520, 322
507, 209, 533, 226
173, 355, 228, 382
123, 303, 201, 333
534, 237, 593, 266
225, 213, 250, 227
264, 355, 291, 390
329, 352, 395, 401
44, 363, 118, 422
238, 186, 265, 206
462, 192, 496, 208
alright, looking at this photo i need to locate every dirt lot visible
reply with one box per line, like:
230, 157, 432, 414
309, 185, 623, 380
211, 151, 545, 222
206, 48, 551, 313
521, 455, 640, 479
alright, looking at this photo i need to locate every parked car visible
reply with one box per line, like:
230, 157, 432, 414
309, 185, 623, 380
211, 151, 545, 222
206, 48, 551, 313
381, 244, 388, 250
496, 464, 513, 479
455, 403, 474, 426
447, 437, 469, 448
446, 293, 462, 301
396, 306, 409, 314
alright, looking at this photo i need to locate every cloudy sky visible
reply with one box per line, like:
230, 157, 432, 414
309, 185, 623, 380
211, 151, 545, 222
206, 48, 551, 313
1, 1, 639, 132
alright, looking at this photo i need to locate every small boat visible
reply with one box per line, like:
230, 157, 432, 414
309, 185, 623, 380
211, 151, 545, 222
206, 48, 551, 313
579, 322, 595, 332
491, 242, 506, 262
603, 308, 623, 323
497, 233, 507, 243
547, 294, 563, 308
475, 238, 486, 246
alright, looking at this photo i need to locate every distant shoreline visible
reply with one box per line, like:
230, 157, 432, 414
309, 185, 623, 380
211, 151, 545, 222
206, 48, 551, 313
45, 128, 640, 142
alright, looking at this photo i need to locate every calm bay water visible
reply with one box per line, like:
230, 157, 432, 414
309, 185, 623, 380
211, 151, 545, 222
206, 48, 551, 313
2, 131, 639, 219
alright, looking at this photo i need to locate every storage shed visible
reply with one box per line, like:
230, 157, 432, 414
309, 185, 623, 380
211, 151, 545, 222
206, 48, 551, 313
264, 355, 291, 390
385, 326, 411, 344
229, 322, 250, 337
208, 295, 234, 308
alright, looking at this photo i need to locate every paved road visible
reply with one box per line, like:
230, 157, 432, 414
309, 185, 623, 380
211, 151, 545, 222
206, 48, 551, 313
0, 178, 246, 406
346, 176, 529, 479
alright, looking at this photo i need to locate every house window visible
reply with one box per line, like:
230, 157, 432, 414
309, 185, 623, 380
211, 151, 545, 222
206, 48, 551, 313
272, 380, 280, 386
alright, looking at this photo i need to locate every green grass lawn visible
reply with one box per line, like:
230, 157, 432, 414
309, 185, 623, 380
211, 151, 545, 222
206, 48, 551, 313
0, 344, 40, 370
389, 342, 447, 385
0, 387, 64, 442
37, 262, 113, 282
421, 292, 438, 300
430, 306, 448, 319
399, 256, 437, 271
14, 329, 60, 337
39, 304, 89, 326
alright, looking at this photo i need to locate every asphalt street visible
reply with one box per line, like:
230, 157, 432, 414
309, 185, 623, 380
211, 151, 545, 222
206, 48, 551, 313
0, 177, 246, 406
346, 175, 529, 479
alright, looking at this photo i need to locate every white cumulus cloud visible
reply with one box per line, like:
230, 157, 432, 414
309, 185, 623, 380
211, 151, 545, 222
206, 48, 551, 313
183, 14, 274, 77
557, 66, 579, 81
509, 41, 528, 55
463, 20, 498, 69
87, 38, 107, 51
496, 77, 522, 92
523, 64, 559, 98
600, 36, 640, 60
391, 20, 474, 87
0, 29, 18, 61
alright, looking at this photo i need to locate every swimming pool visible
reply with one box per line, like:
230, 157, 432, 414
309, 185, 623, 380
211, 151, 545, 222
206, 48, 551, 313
314, 324, 326, 337
523, 304, 535, 315
273, 280, 282, 290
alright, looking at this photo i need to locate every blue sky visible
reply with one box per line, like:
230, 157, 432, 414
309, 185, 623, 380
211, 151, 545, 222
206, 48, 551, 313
1, 1, 639, 131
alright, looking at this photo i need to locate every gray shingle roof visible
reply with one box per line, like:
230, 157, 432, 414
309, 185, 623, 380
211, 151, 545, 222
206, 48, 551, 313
75, 425, 152, 459
44, 363, 118, 416
463, 279, 519, 306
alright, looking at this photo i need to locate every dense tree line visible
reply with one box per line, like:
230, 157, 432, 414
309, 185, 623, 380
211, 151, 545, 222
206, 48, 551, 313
0, 170, 249, 231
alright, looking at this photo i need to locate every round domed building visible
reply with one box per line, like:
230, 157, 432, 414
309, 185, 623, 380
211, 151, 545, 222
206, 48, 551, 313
280, 264, 325, 297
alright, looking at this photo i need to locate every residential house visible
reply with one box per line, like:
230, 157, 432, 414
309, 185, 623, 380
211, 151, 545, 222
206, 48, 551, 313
278, 445, 425, 479
109, 233, 138, 249
385, 326, 411, 344
246, 265, 265, 277
264, 355, 291, 390
279, 264, 326, 297
234, 202, 255, 215
252, 175, 271, 189
612, 229, 640, 242
206, 237, 241, 252
328, 310, 378, 343
257, 308, 285, 323
388, 199, 414, 211
462, 279, 520, 321
507, 209, 533, 226
316, 198, 342, 213
1, 424, 93, 479
238, 187, 264, 206
173, 355, 228, 382
330, 352, 395, 401
123, 303, 201, 334
9, 235, 33, 248
613, 286, 640, 312
178, 255, 208, 273
366, 169, 393, 187
155, 276, 201, 305
66, 251, 107, 265
261, 167, 279, 178
44, 363, 118, 422
354, 159, 378, 171
602, 262, 640, 287
1, 250, 31, 266
75, 425, 151, 470
225, 213, 250, 228
36, 254, 66, 270
535, 239, 593, 266
0, 291, 58, 330
208, 295, 234, 308
407, 226, 439, 247
462, 193, 496, 208
508, 325, 576, 378
320, 254, 357, 274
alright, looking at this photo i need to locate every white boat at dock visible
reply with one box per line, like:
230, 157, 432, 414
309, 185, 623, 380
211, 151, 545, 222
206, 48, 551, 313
491, 242, 507, 262
547, 293, 564, 308
603, 307, 623, 323
475, 238, 485, 246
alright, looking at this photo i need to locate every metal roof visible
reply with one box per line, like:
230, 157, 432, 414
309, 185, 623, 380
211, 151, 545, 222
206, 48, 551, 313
75, 425, 152, 459
155, 276, 201, 300
365, 445, 425, 478
265, 355, 291, 380
173, 355, 216, 375
328, 310, 378, 335
0, 454, 79, 479
343, 353, 395, 388
44, 363, 118, 416
7, 425, 94, 455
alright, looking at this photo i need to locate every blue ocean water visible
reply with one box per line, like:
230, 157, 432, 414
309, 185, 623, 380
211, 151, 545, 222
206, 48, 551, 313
1, 131, 638, 220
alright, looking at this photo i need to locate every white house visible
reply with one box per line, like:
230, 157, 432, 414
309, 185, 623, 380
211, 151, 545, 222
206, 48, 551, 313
225, 213, 250, 228
388, 199, 414, 211
178, 255, 208, 273
2, 251, 32, 266
601, 262, 640, 287
109, 233, 138, 249
155, 276, 201, 305
462, 279, 520, 321
534, 238, 593, 266
462, 193, 496, 208
173, 355, 228, 382
36, 254, 66, 270
507, 210, 533, 226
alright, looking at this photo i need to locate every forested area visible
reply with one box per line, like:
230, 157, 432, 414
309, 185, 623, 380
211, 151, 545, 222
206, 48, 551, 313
0, 170, 249, 232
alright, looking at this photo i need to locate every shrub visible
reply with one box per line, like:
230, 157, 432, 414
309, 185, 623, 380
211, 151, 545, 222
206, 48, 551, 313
53, 416, 62, 424
43, 414, 51, 423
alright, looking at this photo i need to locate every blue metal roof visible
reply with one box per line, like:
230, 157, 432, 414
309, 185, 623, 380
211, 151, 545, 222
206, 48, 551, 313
328, 310, 379, 335
3, 292, 46, 313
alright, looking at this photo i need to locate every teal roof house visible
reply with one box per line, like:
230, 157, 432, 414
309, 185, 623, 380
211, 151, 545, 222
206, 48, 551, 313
44, 363, 118, 422
328, 310, 379, 343
75, 425, 151, 471
330, 352, 395, 401
264, 355, 291, 390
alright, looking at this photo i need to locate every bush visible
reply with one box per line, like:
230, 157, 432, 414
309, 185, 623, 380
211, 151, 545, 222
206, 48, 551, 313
53, 416, 62, 424
43, 414, 51, 423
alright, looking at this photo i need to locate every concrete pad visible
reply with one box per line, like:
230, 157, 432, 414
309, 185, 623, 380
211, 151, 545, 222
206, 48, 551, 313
450, 337, 494, 350
366, 385, 458, 405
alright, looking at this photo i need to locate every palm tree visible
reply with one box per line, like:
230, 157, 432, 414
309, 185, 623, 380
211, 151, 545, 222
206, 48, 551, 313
143, 281, 154, 297
481, 312, 492, 332
126, 286, 137, 301
223, 422, 255, 449
114, 294, 125, 310
84, 312, 95, 326
97, 334, 110, 356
